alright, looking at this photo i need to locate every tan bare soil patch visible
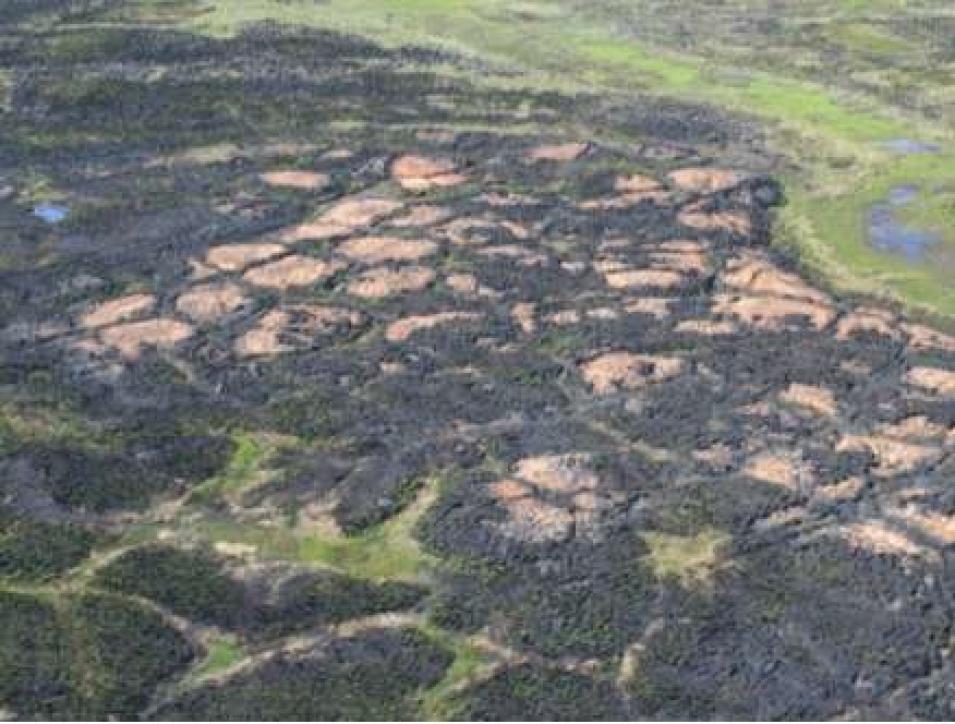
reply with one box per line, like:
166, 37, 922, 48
615, 174, 662, 193
98, 319, 194, 359
813, 476, 864, 504
646, 241, 710, 274
842, 522, 931, 559
667, 167, 743, 193
336, 236, 438, 264
693, 443, 737, 471
603, 268, 686, 290
346, 266, 436, 299
477, 245, 548, 267
526, 142, 588, 162
743, 451, 815, 492
445, 273, 479, 294
903, 323, 955, 353
236, 305, 364, 357
510, 303, 537, 334
205, 242, 287, 272
515, 454, 599, 494
837, 416, 951, 477
580, 351, 685, 394
674, 319, 738, 336
282, 197, 402, 242
624, 297, 674, 319
715, 253, 836, 331
678, 207, 751, 236
175, 282, 249, 324
494, 495, 575, 543
778, 383, 838, 418
260, 170, 330, 190
80, 293, 156, 329
242, 255, 344, 290
388, 205, 453, 228
385, 312, 482, 343
391, 154, 466, 191
893, 509, 955, 544
835, 307, 900, 341
905, 366, 955, 396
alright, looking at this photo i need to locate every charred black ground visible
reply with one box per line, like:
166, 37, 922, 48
1, 14, 954, 722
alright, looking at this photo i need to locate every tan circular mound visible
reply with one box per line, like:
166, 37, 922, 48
346, 266, 435, 299
835, 307, 900, 341
282, 197, 403, 242
526, 142, 588, 162
242, 255, 344, 290
580, 351, 685, 394
175, 282, 249, 324
235, 305, 364, 357
99, 318, 194, 359
778, 383, 838, 418
388, 205, 453, 228
667, 167, 744, 193
603, 269, 686, 291
385, 311, 482, 343
206, 242, 286, 272
260, 170, 330, 190
80, 293, 156, 329
677, 207, 751, 236
445, 273, 479, 295
337, 236, 438, 264
391, 154, 465, 191
615, 174, 662, 193
905, 367, 955, 396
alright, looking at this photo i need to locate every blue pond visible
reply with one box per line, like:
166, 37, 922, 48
882, 138, 941, 155
33, 203, 69, 224
867, 185, 939, 261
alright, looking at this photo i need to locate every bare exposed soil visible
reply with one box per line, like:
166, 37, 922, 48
0, 17, 953, 722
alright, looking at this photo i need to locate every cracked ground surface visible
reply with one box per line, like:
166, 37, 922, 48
1, 12, 954, 722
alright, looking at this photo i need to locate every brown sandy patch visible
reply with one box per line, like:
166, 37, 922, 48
624, 297, 674, 319
903, 323, 955, 353
723, 254, 830, 304
647, 241, 710, 274
615, 174, 662, 193
337, 236, 438, 264
778, 383, 838, 418
260, 170, 329, 190
391, 154, 466, 191
835, 307, 900, 341
282, 197, 402, 242
347, 266, 435, 299
526, 142, 588, 162
99, 319, 194, 359
678, 207, 751, 236
388, 205, 453, 228
812, 476, 864, 504
667, 167, 743, 193
715, 253, 835, 331
842, 522, 930, 559
446, 273, 479, 294
580, 351, 685, 394
674, 319, 738, 336
603, 268, 686, 290
837, 416, 950, 477
511, 303, 537, 334
713, 294, 835, 332
80, 293, 156, 329
175, 282, 249, 324
235, 305, 364, 357
494, 495, 575, 543
385, 312, 482, 343
743, 451, 815, 491
894, 509, 955, 544
206, 242, 286, 272
515, 454, 599, 494
242, 255, 344, 290
905, 366, 955, 397
477, 245, 548, 267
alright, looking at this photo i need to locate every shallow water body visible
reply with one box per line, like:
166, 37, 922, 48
867, 185, 939, 261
